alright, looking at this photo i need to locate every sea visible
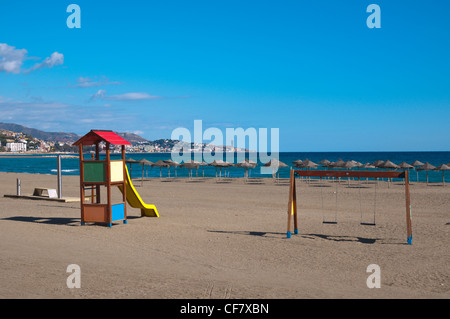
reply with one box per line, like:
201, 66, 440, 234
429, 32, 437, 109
0, 151, 449, 183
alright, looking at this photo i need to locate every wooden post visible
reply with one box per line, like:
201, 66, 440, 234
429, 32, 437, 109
405, 170, 413, 245
90, 154, 95, 204
122, 145, 128, 224
293, 172, 298, 235
95, 142, 101, 204
106, 142, 112, 227
79, 144, 85, 225
287, 169, 298, 238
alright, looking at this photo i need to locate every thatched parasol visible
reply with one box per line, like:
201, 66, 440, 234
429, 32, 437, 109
125, 158, 139, 177
180, 160, 200, 179
151, 160, 170, 178
319, 159, 331, 166
236, 161, 254, 181
370, 160, 385, 168
398, 162, 414, 170
410, 160, 425, 183
381, 160, 400, 170
433, 164, 450, 186
138, 159, 153, 183
417, 162, 436, 185
164, 159, 180, 178
331, 159, 346, 169
264, 159, 288, 182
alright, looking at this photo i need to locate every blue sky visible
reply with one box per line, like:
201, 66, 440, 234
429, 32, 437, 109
0, 0, 449, 151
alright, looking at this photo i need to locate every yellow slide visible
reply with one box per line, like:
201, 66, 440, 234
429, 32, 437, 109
118, 166, 159, 217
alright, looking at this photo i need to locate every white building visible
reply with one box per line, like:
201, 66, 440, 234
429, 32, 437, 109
6, 142, 27, 152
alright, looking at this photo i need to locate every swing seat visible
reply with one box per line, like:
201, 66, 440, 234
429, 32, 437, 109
323, 221, 338, 224
360, 222, 376, 226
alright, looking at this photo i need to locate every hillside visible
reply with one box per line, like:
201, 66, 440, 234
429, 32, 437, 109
0, 122, 80, 143
0, 122, 152, 146
116, 132, 149, 144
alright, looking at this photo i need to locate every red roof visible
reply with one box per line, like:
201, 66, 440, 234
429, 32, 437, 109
73, 130, 132, 146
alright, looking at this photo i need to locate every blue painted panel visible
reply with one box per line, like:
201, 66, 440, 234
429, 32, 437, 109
111, 203, 125, 221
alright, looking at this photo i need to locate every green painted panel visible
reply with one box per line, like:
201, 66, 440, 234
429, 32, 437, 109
83, 162, 106, 182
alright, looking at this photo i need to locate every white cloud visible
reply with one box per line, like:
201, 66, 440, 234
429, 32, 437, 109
27, 52, 64, 72
90, 90, 160, 101
108, 92, 159, 101
90, 89, 106, 101
0, 43, 64, 74
0, 43, 28, 74
73, 76, 120, 88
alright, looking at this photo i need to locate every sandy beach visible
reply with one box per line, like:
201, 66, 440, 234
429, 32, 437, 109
0, 172, 449, 299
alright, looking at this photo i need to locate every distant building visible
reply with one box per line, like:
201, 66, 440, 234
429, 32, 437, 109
6, 142, 27, 152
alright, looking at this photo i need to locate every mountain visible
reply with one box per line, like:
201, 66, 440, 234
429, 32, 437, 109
116, 132, 149, 144
0, 122, 151, 145
0, 122, 80, 142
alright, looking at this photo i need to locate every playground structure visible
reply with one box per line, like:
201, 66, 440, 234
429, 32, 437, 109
286, 169, 413, 245
73, 130, 158, 227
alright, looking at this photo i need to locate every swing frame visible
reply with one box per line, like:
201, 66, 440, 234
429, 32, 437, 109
287, 169, 413, 245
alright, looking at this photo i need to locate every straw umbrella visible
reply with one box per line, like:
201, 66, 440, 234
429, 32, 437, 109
343, 161, 358, 185
328, 159, 345, 183
380, 160, 400, 187
200, 161, 208, 177
180, 160, 200, 179
210, 160, 227, 180
244, 158, 257, 178
398, 162, 414, 170
398, 162, 414, 185
299, 159, 319, 183
138, 159, 153, 184
236, 161, 254, 182
332, 159, 346, 169
126, 158, 139, 178
292, 159, 303, 166
433, 164, 450, 187
224, 161, 235, 178
302, 159, 318, 168
360, 163, 375, 183
362, 162, 375, 169
417, 162, 436, 185
370, 160, 385, 168
264, 159, 288, 182
164, 159, 180, 178
151, 160, 170, 178
381, 160, 400, 170
411, 160, 425, 183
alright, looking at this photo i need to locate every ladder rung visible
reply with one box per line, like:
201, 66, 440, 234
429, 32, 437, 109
84, 195, 97, 198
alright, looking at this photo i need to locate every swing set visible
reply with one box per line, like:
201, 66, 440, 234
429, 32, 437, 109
286, 169, 413, 245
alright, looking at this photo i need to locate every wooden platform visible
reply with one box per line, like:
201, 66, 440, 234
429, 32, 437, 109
3, 194, 80, 203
